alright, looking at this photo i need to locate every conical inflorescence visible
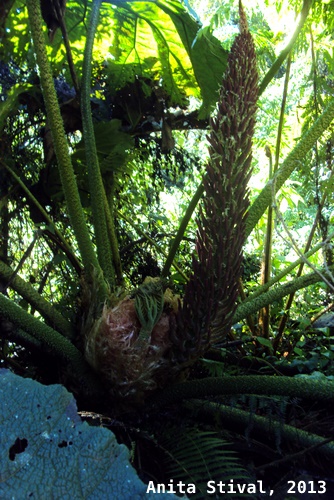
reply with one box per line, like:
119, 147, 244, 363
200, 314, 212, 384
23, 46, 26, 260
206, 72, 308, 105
171, 0, 258, 357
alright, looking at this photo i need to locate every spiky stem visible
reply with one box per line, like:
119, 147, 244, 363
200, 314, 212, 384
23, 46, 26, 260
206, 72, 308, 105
162, 182, 204, 279
246, 97, 334, 237
0, 292, 100, 394
232, 265, 334, 324
148, 375, 334, 409
81, 0, 116, 286
258, 0, 313, 95
26, 0, 102, 285
184, 400, 334, 461
0, 260, 73, 338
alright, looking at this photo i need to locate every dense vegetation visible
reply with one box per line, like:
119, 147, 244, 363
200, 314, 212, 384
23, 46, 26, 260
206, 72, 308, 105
2, 0, 334, 496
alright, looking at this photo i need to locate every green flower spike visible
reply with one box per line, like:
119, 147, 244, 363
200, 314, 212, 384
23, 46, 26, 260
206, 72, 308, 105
134, 277, 164, 340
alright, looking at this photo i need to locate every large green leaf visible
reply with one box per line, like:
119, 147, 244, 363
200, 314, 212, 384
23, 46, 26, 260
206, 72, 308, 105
0, 370, 183, 499
4, 1, 227, 117
104, 0, 228, 116
105, 1, 197, 106
155, 0, 229, 117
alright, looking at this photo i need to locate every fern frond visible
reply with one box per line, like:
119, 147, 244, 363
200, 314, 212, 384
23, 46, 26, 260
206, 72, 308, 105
158, 427, 251, 499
